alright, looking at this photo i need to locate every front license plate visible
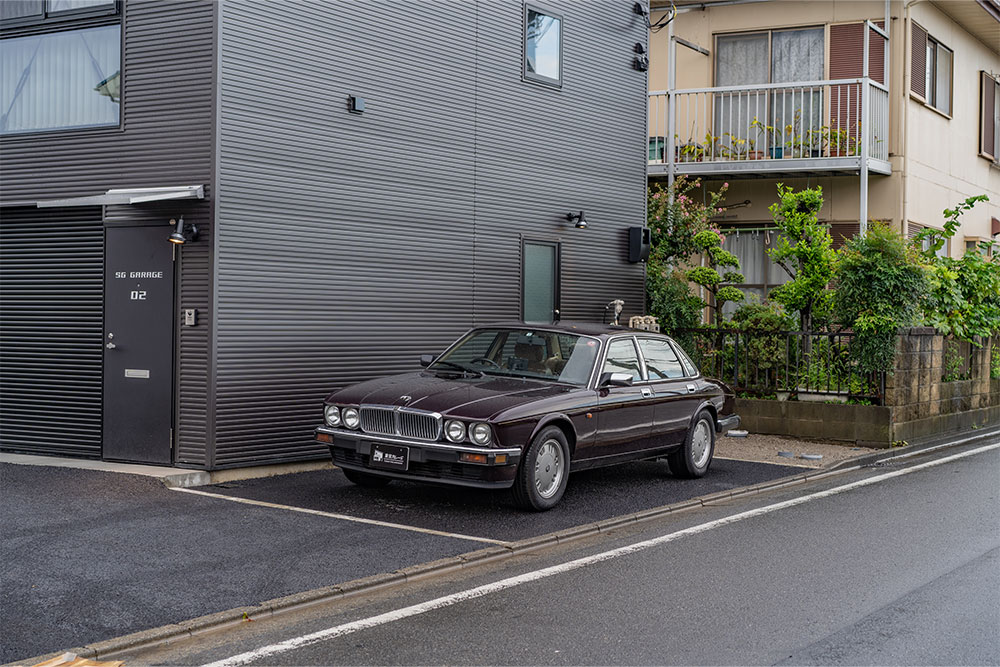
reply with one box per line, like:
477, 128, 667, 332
369, 443, 409, 471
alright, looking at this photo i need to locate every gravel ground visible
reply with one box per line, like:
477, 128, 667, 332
716, 432, 878, 468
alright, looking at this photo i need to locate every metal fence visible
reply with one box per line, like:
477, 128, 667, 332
648, 78, 890, 166
673, 328, 886, 405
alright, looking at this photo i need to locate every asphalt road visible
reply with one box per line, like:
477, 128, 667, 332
0, 456, 799, 663
126, 440, 1000, 666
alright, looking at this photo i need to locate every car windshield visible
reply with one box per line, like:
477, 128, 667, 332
430, 328, 600, 386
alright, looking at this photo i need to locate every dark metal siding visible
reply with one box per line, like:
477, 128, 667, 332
0, 0, 217, 464
214, 0, 646, 467
0, 207, 104, 456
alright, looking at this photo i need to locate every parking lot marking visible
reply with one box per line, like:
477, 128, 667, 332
171, 487, 509, 546
201, 441, 999, 667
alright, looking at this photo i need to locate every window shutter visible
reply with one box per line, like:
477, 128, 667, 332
829, 222, 859, 249
982, 71, 997, 160
829, 22, 885, 84
828, 23, 885, 155
907, 222, 923, 239
911, 23, 927, 98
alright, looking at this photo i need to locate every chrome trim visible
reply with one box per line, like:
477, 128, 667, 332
358, 404, 443, 441
317, 426, 521, 456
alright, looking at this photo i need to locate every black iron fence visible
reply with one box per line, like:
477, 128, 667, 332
672, 328, 887, 405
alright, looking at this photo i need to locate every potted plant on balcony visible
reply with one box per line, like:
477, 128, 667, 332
751, 116, 782, 159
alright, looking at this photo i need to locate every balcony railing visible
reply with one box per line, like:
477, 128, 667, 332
649, 78, 889, 174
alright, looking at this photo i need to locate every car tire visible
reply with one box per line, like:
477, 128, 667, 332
512, 426, 570, 511
667, 409, 715, 479
342, 467, 392, 487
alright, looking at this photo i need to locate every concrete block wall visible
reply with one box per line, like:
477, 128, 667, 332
736, 330, 999, 447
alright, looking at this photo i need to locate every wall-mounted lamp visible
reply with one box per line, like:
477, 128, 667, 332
168, 217, 199, 245
566, 210, 588, 229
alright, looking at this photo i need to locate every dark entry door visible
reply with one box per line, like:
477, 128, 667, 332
102, 226, 174, 464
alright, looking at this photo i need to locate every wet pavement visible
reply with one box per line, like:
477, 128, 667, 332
1, 457, 800, 663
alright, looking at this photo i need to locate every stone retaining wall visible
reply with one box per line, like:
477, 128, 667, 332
737, 330, 999, 447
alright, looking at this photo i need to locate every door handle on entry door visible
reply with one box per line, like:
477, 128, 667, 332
106, 333, 116, 350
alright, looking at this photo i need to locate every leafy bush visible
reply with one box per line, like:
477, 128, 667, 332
915, 196, 1000, 342
646, 177, 730, 330
647, 269, 704, 337
766, 185, 836, 331
687, 229, 743, 327
731, 298, 795, 332
834, 222, 929, 373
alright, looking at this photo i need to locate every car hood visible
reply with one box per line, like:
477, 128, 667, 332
324, 372, 579, 421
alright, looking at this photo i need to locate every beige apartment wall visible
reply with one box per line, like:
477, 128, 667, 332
649, 0, 999, 246
904, 3, 1000, 253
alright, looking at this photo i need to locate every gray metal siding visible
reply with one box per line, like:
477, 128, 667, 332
0, 207, 104, 457
0, 0, 217, 464
214, 0, 646, 467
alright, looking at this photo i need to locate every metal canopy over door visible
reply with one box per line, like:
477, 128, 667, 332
102, 225, 174, 464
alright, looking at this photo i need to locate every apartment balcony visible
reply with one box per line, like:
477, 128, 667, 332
648, 78, 891, 179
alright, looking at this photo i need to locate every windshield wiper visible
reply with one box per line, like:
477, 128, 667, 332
429, 360, 483, 377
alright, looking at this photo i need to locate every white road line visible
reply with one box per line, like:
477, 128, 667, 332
170, 487, 509, 546
202, 441, 1000, 667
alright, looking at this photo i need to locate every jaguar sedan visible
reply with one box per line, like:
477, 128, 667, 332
315, 322, 739, 510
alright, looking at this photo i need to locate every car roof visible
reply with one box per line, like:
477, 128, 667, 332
476, 321, 665, 339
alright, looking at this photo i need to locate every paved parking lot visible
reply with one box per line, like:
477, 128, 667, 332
205, 458, 803, 543
1, 457, 800, 663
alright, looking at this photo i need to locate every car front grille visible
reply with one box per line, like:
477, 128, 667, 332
359, 406, 440, 441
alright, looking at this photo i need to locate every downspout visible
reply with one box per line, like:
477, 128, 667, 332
902, 0, 927, 235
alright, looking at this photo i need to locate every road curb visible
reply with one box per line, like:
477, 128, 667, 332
11, 429, 997, 665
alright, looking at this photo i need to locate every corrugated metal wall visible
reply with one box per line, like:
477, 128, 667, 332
214, 0, 647, 467
0, 0, 217, 464
0, 207, 104, 457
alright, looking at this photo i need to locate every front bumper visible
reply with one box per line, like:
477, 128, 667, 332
716, 414, 741, 433
315, 426, 521, 489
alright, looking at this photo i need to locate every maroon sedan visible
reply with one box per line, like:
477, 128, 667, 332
315, 323, 739, 510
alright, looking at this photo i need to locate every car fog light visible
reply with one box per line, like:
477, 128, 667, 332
470, 423, 492, 446
324, 405, 341, 427
343, 407, 360, 429
445, 420, 466, 443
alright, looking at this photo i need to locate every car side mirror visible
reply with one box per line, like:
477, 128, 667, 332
419, 354, 436, 368
599, 371, 634, 387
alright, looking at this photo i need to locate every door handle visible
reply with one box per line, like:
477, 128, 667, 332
640, 387, 654, 398
106, 342, 117, 349
686, 384, 696, 393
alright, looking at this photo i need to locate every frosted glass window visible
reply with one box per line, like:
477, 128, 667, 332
523, 242, 558, 323
1, 24, 121, 134
524, 5, 561, 86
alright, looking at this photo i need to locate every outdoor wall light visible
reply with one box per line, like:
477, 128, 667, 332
168, 217, 199, 245
567, 210, 588, 229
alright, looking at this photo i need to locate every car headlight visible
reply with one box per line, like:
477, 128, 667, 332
343, 407, 360, 429
445, 419, 466, 443
470, 423, 492, 446
324, 405, 341, 427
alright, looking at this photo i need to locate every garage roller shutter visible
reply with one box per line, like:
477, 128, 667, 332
0, 207, 104, 457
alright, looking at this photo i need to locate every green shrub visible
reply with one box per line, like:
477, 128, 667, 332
834, 222, 929, 373
647, 269, 704, 336
766, 185, 836, 331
